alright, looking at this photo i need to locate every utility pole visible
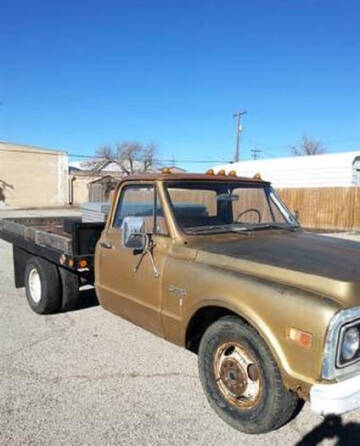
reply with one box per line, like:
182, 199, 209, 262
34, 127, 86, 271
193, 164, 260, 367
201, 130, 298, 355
233, 111, 247, 162
250, 147, 261, 160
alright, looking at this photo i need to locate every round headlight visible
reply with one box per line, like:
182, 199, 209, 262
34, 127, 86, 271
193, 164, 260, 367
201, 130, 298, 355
341, 327, 360, 361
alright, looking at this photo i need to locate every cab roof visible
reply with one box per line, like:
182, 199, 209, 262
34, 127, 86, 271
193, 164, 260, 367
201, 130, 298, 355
119, 172, 270, 185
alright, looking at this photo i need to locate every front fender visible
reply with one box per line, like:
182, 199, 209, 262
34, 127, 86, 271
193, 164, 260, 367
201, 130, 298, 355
171, 261, 340, 394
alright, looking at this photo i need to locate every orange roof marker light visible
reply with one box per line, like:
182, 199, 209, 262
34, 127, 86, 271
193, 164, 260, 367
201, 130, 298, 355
228, 170, 237, 177
217, 169, 226, 176
162, 167, 172, 174
206, 169, 215, 175
253, 172, 262, 180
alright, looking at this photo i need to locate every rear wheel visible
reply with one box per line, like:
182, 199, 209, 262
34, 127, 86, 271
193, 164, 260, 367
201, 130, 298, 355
198, 315, 300, 434
24, 257, 61, 314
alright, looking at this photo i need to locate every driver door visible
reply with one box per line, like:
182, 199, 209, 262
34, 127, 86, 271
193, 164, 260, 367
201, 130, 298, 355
95, 182, 170, 337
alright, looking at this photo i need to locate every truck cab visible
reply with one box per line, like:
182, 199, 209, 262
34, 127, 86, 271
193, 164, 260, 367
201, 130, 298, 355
95, 172, 297, 341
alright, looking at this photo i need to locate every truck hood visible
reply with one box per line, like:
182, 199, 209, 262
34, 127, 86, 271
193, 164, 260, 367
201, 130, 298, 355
193, 231, 360, 308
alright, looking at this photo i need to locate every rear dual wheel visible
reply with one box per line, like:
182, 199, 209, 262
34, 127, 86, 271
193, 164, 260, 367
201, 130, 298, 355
198, 316, 301, 434
25, 257, 61, 314
25, 257, 79, 314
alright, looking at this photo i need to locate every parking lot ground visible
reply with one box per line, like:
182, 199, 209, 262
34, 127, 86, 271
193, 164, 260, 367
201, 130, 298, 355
1, 216, 360, 445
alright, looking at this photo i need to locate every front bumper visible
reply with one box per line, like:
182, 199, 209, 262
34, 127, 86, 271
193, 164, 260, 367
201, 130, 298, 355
310, 374, 360, 415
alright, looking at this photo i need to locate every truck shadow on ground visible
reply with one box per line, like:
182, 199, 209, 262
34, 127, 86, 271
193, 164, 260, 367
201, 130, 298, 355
296, 415, 360, 446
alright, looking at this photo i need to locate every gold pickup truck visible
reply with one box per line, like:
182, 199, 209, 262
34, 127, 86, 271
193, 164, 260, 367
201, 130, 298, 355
2, 171, 360, 434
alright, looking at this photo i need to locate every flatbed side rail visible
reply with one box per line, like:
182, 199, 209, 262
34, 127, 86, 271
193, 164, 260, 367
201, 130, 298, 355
0, 225, 69, 267
0, 217, 73, 254
0, 218, 104, 272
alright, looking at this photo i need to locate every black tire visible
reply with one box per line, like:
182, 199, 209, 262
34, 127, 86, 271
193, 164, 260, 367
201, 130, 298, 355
198, 315, 300, 434
24, 257, 62, 314
59, 267, 80, 312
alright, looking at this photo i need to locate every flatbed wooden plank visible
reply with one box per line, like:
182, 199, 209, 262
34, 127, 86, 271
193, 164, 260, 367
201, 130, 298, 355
0, 217, 73, 255
35, 230, 72, 254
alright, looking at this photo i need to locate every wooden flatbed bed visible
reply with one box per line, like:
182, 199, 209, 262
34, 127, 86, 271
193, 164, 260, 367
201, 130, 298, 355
0, 217, 105, 302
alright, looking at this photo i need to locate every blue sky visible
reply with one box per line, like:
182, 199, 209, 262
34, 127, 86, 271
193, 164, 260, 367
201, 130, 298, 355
1, 0, 359, 171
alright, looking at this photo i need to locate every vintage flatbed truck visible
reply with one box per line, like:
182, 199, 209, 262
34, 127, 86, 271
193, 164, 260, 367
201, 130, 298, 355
2, 171, 360, 434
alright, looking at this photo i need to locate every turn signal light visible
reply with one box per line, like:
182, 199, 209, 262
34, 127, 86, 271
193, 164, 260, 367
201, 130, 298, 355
79, 259, 88, 268
287, 327, 312, 348
68, 259, 74, 268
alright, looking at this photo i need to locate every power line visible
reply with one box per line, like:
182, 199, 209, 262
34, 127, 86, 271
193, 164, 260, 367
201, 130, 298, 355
69, 154, 232, 163
0, 147, 231, 163
250, 148, 261, 160
261, 150, 276, 158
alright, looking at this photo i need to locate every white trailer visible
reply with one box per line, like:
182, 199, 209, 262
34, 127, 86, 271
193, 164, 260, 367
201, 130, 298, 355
213, 152, 360, 188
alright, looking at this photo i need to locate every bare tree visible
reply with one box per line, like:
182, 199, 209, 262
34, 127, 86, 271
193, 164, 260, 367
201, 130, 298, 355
84, 145, 113, 172
115, 141, 142, 175
290, 136, 327, 156
84, 141, 158, 175
142, 142, 157, 172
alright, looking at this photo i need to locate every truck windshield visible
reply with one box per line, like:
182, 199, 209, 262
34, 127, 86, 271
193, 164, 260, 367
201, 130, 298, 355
165, 181, 298, 235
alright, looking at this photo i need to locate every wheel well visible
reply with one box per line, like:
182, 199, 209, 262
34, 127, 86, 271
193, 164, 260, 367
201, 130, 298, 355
185, 306, 244, 354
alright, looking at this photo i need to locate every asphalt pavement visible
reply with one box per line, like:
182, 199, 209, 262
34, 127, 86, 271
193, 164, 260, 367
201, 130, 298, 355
1, 223, 360, 445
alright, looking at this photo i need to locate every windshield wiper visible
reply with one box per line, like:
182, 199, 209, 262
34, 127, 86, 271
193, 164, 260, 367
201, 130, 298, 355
185, 225, 224, 234
185, 223, 298, 235
185, 224, 248, 235
246, 223, 298, 232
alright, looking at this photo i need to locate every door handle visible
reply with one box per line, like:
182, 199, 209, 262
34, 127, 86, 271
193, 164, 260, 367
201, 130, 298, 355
100, 241, 113, 249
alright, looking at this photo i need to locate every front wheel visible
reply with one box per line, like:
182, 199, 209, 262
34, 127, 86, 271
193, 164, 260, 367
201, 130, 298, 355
198, 315, 301, 434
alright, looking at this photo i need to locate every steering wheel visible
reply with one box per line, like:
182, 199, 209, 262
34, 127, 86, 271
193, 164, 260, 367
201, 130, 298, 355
236, 208, 262, 223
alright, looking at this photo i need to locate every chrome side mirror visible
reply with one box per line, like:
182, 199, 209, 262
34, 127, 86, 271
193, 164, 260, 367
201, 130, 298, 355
121, 217, 146, 250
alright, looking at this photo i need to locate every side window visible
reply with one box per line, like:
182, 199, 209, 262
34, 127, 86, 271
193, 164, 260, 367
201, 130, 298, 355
113, 184, 169, 235
113, 185, 154, 229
